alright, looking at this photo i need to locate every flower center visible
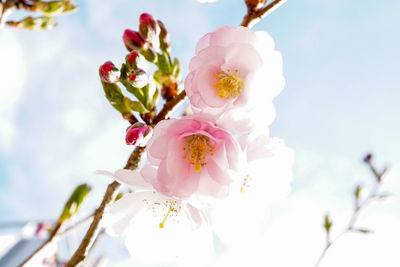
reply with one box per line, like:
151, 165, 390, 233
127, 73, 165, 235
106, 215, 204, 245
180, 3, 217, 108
183, 134, 215, 172
213, 69, 243, 99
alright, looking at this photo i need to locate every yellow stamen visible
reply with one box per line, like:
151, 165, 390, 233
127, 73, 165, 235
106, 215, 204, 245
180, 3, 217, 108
240, 175, 252, 194
184, 134, 215, 172
159, 206, 172, 229
213, 69, 243, 99
158, 200, 179, 229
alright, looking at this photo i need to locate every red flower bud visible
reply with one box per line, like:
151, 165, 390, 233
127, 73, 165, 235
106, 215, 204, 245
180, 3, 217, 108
123, 29, 145, 51
128, 51, 139, 66
128, 69, 148, 88
126, 122, 152, 147
99, 61, 120, 83
139, 13, 158, 36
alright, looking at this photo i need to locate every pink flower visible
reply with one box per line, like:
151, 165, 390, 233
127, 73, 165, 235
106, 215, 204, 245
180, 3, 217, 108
125, 123, 152, 147
143, 115, 242, 199
185, 26, 285, 134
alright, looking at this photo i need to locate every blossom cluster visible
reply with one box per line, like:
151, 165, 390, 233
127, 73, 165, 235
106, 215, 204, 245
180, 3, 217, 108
98, 20, 293, 265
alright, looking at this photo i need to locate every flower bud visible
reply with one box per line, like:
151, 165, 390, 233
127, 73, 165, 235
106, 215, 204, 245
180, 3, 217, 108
126, 50, 140, 69
12, 16, 56, 31
139, 13, 159, 41
363, 153, 372, 164
34, 1, 77, 16
99, 61, 120, 83
126, 122, 153, 147
123, 29, 145, 51
158, 20, 171, 52
128, 69, 148, 88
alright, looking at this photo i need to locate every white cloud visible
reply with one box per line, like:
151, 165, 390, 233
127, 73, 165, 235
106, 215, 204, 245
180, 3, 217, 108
0, 30, 26, 150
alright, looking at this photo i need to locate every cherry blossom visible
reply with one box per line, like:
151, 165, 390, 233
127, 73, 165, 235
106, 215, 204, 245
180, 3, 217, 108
143, 115, 242, 199
185, 26, 285, 134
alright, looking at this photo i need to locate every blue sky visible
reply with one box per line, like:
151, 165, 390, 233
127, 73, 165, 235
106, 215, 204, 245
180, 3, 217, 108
0, 0, 400, 266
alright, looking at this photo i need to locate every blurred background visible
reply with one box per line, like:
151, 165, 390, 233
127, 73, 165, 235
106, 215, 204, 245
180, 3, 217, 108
0, 0, 399, 266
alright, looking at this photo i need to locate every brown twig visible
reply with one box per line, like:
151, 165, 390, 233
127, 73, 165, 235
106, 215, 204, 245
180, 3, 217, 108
65, 146, 145, 267
241, 0, 286, 28
153, 90, 186, 125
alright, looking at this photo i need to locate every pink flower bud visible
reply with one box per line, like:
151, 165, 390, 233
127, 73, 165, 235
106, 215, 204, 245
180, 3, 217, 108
123, 29, 145, 51
99, 61, 120, 83
126, 123, 152, 147
139, 13, 158, 36
128, 69, 148, 88
126, 50, 140, 68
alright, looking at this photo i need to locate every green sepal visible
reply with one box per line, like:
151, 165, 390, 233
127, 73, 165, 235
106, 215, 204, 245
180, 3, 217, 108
151, 88, 159, 108
140, 46, 157, 63
156, 53, 171, 75
172, 57, 182, 80
59, 184, 91, 223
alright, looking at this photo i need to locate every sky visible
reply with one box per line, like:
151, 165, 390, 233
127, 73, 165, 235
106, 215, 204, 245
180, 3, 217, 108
0, 0, 400, 266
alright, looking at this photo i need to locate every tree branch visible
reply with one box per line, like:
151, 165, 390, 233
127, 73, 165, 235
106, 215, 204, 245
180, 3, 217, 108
153, 90, 186, 125
65, 146, 145, 267
241, 0, 286, 28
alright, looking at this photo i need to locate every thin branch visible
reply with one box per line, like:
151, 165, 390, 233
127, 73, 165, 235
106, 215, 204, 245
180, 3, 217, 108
57, 214, 94, 239
241, 0, 287, 28
65, 146, 145, 267
314, 163, 387, 267
153, 90, 186, 125
19, 223, 63, 267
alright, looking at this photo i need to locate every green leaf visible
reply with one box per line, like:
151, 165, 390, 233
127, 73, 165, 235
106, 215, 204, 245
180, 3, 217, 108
59, 184, 91, 223
353, 228, 373, 234
123, 98, 149, 113
101, 81, 130, 114
324, 213, 333, 233
354, 185, 362, 201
